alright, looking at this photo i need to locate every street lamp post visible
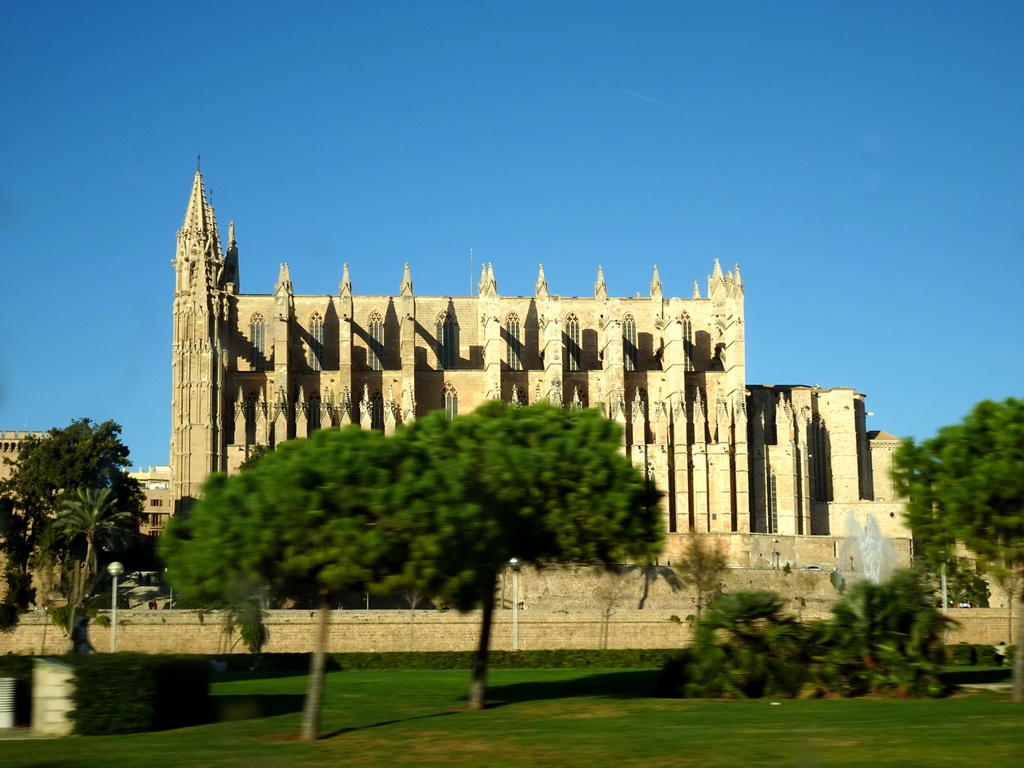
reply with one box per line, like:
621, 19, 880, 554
107, 561, 124, 653
509, 558, 522, 651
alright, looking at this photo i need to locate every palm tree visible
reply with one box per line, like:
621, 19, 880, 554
821, 569, 951, 697
687, 591, 808, 698
52, 487, 135, 606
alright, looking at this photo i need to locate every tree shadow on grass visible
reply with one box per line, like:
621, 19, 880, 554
322, 710, 459, 739
212, 693, 306, 722
211, 670, 661, 737
484, 669, 662, 708
939, 668, 1012, 687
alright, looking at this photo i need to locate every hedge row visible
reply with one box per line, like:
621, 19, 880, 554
945, 642, 1015, 667
0, 654, 35, 682
67, 654, 211, 735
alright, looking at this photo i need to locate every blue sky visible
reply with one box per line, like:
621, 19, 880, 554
2, 1, 1022, 467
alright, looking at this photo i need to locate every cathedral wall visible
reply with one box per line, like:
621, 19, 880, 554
661, 531, 913, 573
231, 295, 278, 372
869, 437, 901, 502
838, 501, 912, 541
812, 388, 863, 504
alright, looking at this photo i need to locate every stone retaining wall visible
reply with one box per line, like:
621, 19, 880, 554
0, 606, 1013, 656
2, 567, 1015, 655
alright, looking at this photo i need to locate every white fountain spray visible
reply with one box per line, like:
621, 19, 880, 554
845, 511, 900, 585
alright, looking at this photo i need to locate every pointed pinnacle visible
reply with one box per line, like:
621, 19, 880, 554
400, 262, 413, 296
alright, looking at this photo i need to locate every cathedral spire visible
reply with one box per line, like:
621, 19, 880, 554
400, 262, 413, 296
181, 170, 214, 236
339, 263, 352, 297
175, 170, 224, 295
692, 281, 701, 299
595, 265, 607, 300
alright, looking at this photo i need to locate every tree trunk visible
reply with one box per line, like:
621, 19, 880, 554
468, 572, 498, 710
85, 535, 95, 586
1014, 593, 1024, 703
300, 591, 331, 740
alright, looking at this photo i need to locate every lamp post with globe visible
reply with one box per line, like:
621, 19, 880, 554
107, 561, 124, 652
509, 558, 523, 651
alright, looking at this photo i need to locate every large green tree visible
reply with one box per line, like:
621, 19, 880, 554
384, 401, 663, 710
0, 418, 142, 608
893, 397, 1024, 701
160, 425, 405, 740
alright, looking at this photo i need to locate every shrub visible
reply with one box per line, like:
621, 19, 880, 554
948, 643, 975, 666
0, 602, 20, 633
68, 654, 210, 735
652, 650, 691, 697
972, 644, 1000, 666
681, 592, 809, 699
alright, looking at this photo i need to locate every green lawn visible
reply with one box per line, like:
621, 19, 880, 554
1, 668, 1021, 767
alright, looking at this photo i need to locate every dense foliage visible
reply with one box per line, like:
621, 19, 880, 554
0, 419, 142, 609
663, 571, 952, 699
161, 424, 402, 739
894, 397, 1024, 701
162, 401, 662, 733
680, 591, 809, 698
386, 402, 663, 708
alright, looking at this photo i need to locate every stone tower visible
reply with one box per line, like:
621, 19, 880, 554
170, 171, 234, 514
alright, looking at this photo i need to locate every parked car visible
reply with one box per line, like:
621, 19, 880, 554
801, 565, 822, 571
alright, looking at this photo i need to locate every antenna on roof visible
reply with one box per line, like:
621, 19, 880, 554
197, 151, 201, 172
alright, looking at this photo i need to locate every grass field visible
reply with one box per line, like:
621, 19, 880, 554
1, 667, 1021, 767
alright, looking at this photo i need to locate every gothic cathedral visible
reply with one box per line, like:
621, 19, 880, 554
171, 171, 909, 565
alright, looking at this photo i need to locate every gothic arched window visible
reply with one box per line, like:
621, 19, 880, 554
370, 390, 384, 431
506, 312, 522, 371
437, 312, 456, 370
244, 392, 258, 445
309, 313, 324, 371
250, 314, 266, 372
308, 395, 321, 432
623, 314, 638, 371
565, 313, 581, 372
368, 312, 384, 371
767, 472, 779, 534
810, 417, 831, 502
681, 313, 694, 372
443, 381, 458, 420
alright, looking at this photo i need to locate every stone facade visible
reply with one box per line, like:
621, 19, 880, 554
170, 171, 910, 565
